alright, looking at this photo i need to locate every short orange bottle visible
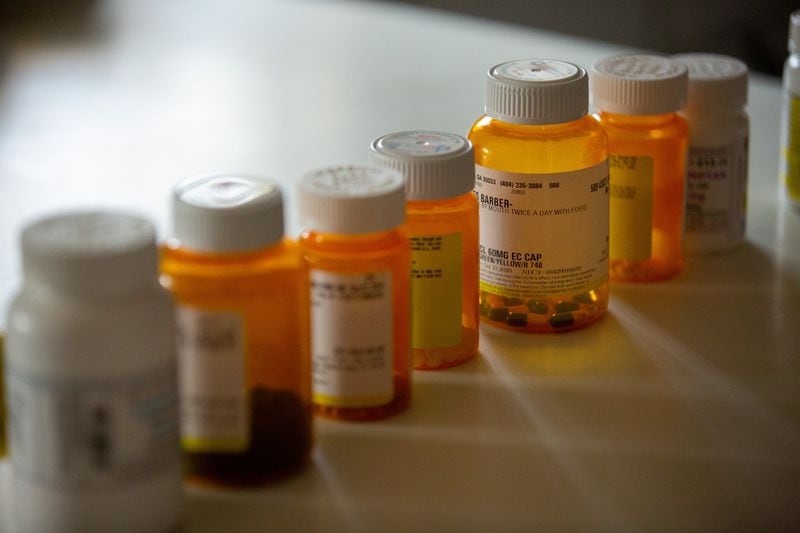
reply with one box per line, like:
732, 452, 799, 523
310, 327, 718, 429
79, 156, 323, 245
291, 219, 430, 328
592, 54, 689, 282
369, 131, 478, 369
298, 165, 411, 421
160, 174, 312, 486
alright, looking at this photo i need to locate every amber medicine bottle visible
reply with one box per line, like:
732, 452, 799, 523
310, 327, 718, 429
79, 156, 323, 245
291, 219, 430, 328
673, 53, 749, 254
781, 10, 800, 213
468, 59, 609, 333
160, 174, 312, 487
369, 130, 478, 369
592, 54, 689, 282
5, 211, 182, 533
298, 164, 410, 421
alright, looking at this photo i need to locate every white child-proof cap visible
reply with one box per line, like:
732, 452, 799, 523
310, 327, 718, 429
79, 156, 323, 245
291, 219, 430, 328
368, 131, 475, 201
21, 211, 158, 294
485, 59, 589, 125
786, 11, 800, 96
591, 54, 688, 115
790, 10, 800, 53
672, 53, 748, 112
173, 174, 284, 253
297, 164, 405, 235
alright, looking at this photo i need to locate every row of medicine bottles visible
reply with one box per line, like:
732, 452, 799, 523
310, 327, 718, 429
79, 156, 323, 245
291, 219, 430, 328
474, 54, 748, 332
1, 140, 479, 531
3, 51, 751, 532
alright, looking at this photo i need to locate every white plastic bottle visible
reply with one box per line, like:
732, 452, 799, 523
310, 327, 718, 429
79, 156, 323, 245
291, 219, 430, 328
782, 10, 800, 213
4, 211, 182, 533
673, 53, 749, 253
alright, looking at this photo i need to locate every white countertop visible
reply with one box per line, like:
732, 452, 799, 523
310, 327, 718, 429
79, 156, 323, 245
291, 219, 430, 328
1, 0, 799, 530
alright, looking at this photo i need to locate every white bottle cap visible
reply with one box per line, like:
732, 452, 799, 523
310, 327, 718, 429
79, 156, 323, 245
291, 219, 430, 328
368, 131, 475, 201
672, 53, 748, 112
485, 59, 588, 125
172, 174, 284, 253
298, 164, 405, 234
789, 10, 800, 53
591, 54, 688, 115
787, 12, 800, 96
21, 211, 158, 294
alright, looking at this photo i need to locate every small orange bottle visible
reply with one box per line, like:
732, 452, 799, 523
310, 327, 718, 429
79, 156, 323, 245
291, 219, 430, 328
369, 130, 478, 369
469, 59, 610, 333
298, 165, 411, 421
592, 54, 689, 282
160, 174, 311, 486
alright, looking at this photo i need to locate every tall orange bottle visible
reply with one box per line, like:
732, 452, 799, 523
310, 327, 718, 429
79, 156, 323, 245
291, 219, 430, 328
160, 174, 312, 486
469, 59, 609, 333
369, 130, 478, 369
298, 165, 411, 421
592, 54, 689, 282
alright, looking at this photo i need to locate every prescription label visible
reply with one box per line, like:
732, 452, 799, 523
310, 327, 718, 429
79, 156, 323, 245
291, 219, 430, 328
785, 95, 800, 202
609, 155, 654, 261
410, 232, 462, 349
475, 161, 609, 299
6, 364, 178, 491
310, 270, 393, 408
684, 140, 747, 250
176, 306, 247, 453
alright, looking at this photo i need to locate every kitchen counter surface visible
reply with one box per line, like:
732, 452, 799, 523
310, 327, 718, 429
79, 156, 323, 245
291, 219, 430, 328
1, 1, 798, 530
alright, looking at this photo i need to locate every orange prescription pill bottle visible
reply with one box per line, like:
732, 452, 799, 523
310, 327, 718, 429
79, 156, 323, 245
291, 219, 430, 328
369, 130, 478, 369
298, 165, 411, 421
160, 174, 312, 486
592, 54, 689, 282
469, 59, 610, 333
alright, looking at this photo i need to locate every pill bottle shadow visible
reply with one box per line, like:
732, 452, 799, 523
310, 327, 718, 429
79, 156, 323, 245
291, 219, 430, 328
478, 314, 638, 376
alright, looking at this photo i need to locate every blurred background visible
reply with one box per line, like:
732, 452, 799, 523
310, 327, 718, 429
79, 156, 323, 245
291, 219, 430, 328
1, 0, 796, 76
394, 0, 796, 76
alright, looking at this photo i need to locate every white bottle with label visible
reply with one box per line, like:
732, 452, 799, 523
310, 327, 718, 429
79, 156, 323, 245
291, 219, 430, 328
674, 53, 749, 253
782, 10, 800, 213
4, 211, 182, 533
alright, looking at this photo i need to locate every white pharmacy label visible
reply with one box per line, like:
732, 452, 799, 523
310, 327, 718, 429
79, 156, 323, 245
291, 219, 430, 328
7, 365, 179, 491
310, 270, 393, 408
684, 139, 748, 251
475, 161, 609, 299
176, 306, 248, 452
